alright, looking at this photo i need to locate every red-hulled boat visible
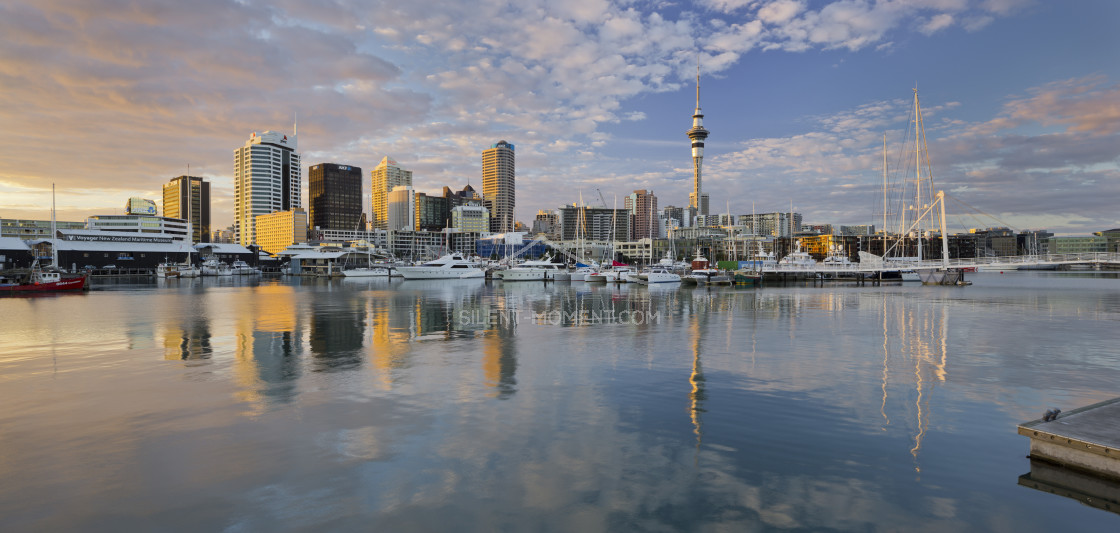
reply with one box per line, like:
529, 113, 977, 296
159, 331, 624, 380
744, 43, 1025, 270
0, 263, 87, 294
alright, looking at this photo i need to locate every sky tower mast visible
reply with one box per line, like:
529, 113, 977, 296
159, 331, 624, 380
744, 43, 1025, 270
687, 59, 710, 217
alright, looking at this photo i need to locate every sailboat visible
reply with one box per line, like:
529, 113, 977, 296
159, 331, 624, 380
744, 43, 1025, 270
899, 89, 961, 285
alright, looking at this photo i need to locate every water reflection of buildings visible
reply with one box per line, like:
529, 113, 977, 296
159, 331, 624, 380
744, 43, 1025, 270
162, 316, 213, 361
369, 299, 413, 388
482, 320, 517, 399
233, 285, 304, 412
309, 295, 366, 372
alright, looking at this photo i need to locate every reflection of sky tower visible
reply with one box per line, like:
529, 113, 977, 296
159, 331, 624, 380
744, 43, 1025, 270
687, 63, 710, 216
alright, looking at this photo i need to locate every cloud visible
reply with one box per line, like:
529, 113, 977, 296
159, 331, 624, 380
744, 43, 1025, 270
919, 14, 955, 35
0, 0, 1074, 233
702, 78, 1120, 234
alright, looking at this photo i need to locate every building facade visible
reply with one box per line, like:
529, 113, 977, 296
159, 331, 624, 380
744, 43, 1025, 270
415, 192, 451, 232
162, 175, 211, 243
126, 197, 158, 216
737, 212, 803, 238
451, 205, 490, 233
482, 140, 515, 233
387, 185, 415, 232
1048, 236, 1107, 254
86, 214, 192, 242
233, 130, 301, 246
255, 208, 308, 256
371, 157, 412, 230
308, 163, 362, 232
532, 209, 560, 239
625, 190, 659, 240
0, 219, 86, 239
558, 205, 630, 242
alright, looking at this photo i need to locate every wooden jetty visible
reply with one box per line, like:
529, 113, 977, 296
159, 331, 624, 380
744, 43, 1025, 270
1018, 397, 1120, 481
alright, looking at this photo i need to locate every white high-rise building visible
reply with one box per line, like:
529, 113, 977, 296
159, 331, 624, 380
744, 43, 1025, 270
233, 130, 301, 246
371, 157, 413, 230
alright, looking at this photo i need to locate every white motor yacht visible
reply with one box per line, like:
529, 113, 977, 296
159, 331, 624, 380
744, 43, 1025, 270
500, 258, 566, 281
636, 267, 681, 284
341, 266, 392, 277
230, 260, 261, 275
779, 242, 818, 268
396, 253, 485, 280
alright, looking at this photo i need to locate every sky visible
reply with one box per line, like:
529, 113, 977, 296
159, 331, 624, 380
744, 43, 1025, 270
1, 0, 1118, 235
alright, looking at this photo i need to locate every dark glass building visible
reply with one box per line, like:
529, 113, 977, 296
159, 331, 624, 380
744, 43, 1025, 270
415, 193, 451, 232
162, 175, 211, 243
309, 163, 363, 231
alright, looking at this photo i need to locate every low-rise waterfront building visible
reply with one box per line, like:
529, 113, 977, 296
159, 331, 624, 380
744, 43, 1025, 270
51, 229, 194, 271
86, 214, 193, 242
0, 237, 32, 270
0, 219, 86, 239
1048, 235, 1107, 254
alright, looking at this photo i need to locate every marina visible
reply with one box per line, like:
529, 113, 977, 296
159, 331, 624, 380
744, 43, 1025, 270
1, 271, 1118, 530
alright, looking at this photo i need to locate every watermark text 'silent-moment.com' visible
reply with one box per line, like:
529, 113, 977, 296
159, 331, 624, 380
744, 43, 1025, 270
457, 308, 662, 326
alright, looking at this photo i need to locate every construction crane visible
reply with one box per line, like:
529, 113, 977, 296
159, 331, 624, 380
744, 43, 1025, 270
596, 188, 608, 208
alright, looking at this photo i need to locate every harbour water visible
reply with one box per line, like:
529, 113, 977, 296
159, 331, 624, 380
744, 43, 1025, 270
1, 273, 1118, 531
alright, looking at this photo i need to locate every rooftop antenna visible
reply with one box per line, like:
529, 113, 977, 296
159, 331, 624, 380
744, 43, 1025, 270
293, 111, 298, 137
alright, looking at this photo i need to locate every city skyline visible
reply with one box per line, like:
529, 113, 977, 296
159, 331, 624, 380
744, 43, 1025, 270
1, 1, 1119, 235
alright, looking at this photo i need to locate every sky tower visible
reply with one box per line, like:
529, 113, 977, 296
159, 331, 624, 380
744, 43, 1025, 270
687, 63, 710, 216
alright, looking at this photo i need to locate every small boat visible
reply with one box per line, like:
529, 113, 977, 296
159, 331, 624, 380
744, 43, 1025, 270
156, 262, 180, 278
569, 264, 599, 282
684, 250, 731, 285
0, 262, 87, 293
732, 269, 762, 286
596, 266, 637, 283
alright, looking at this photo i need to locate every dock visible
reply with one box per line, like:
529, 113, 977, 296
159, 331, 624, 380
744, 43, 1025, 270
1018, 397, 1120, 481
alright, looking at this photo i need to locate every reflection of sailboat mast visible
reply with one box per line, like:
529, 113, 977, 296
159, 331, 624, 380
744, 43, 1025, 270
911, 338, 926, 478
881, 296, 891, 430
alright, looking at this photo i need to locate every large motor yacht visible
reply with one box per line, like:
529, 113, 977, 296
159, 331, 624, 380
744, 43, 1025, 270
396, 253, 485, 280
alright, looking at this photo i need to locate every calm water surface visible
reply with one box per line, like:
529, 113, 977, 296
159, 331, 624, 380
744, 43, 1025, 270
2, 273, 1119, 531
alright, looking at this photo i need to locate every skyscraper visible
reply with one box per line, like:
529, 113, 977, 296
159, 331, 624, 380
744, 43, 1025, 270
482, 140, 515, 234
162, 175, 211, 243
308, 163, 362, 231
371, 157, 412, 230
233, 130, 300, 246
687, 66, 710, 217
624, 189, 659, 240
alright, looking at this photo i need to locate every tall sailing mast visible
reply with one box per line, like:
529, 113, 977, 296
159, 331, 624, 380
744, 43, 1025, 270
914, 89, 923, 262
